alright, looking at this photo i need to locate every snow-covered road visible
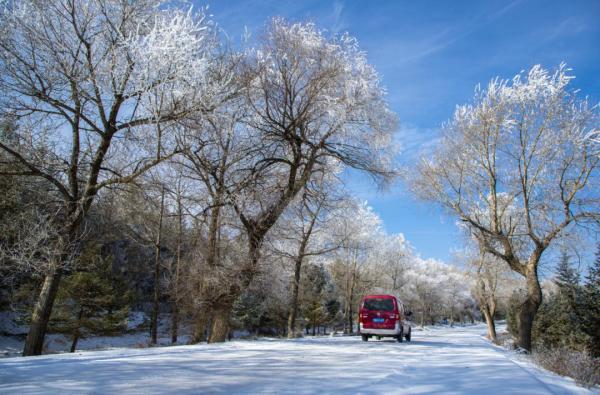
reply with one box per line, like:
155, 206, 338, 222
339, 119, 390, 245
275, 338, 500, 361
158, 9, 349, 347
0, 324, 594, 394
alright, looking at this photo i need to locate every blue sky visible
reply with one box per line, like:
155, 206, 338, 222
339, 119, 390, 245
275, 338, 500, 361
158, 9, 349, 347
203, 0, 600, 263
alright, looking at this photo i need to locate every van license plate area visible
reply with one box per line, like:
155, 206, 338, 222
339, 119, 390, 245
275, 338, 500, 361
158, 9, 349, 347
373, 318, 384, 323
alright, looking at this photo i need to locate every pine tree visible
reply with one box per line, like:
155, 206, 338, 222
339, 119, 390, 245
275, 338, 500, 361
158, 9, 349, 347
555, 250, 579, 298
50, 252, 130, 352
579, 243, 600, 357
532, 251, 586, 349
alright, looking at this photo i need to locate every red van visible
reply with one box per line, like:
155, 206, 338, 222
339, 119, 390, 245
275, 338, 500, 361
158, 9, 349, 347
358, 294, 412, 342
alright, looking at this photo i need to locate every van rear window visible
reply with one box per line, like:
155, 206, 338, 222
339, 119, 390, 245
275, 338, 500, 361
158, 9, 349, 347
363, 298, 394, 311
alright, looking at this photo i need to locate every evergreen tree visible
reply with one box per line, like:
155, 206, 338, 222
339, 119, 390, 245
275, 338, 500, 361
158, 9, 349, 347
50, 250, 130, 352
555, 250, 580, 298
579, 243, 600, 357
532, 252, 587, 350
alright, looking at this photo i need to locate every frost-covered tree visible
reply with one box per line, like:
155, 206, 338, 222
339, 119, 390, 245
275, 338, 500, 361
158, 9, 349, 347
265, 179, 335, 338
374, 234, 411, 293
204, 18, 397, 342
327, 200, 382, 333
400, 257, 471, 327
176, 71, 246, 342
0, 0, 220, 355
411, 64, 599, 351
466, 246, 511, 341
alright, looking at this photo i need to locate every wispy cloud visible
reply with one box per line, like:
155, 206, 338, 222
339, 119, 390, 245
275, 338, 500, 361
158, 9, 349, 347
386, 0, 523, 65
545, 16, 587, 42
395, 124, 441, 164
330, 0, 346, 33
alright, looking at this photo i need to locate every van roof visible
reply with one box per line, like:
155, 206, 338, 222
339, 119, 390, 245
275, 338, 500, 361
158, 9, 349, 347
363, 294, 396, 299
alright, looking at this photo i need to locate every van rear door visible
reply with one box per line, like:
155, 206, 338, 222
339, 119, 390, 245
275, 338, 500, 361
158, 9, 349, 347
361, 297, 397, 329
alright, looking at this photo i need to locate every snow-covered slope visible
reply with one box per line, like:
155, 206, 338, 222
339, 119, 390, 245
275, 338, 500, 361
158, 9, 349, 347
0, 324, 594, 394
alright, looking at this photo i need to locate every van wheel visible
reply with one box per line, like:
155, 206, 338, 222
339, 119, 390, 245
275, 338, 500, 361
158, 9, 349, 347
405, 328, 411, 342
397, 330, 403, 343
361, 334, 368, 342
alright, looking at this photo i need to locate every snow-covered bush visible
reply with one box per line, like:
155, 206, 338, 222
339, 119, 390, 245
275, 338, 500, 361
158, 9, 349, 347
532, 346, 599, 388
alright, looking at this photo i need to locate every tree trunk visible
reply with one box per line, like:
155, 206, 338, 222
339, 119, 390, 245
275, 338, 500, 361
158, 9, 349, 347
516, 265, 542, 352
70, 333, 80, 353
192, 203, 221, 340
191, 313, 209, 344
347, 261, 357, 334
23, 264, 63, 356
208, 305, 231, 343
70, 306, 84, 353
481, 307, 497, 342
347, 302, 354, 334
207, 234, 263, 343
171, 195, 183, 344
171, 299, 179, 344
477, 276, 498, 342
150, 187, 165, 346
287, 257, 303, 339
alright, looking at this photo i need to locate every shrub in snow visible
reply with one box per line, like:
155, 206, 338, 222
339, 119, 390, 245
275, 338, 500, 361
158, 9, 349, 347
532, 346, 599, 388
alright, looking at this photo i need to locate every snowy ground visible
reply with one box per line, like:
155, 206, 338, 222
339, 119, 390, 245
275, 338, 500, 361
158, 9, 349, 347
0, 324, 596, 394
0, 311, 191, 358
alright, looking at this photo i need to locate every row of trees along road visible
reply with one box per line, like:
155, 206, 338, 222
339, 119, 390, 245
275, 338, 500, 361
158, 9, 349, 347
0, 1, 396, 354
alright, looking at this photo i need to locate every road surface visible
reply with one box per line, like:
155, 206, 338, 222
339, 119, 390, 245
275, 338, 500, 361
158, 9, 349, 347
0, 324, 594, 394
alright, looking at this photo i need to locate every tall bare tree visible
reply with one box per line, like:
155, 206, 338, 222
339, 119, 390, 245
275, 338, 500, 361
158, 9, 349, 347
411, 64, 599, 351
266, 177, 338, 339
150, 186, 165, 345
203, 18, 397, 342
178, 83, 246, 342
0, 0, 219, 355
470, 248, 502, 341
328, 200, 382, 333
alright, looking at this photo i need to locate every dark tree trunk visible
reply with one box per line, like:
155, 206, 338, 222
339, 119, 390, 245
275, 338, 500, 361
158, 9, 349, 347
347, 263, 357, 334
171, 293, 179, 344
70, 334, 80, 353
191, 313, 209, 344
23, 265, 63, 356
287, 257, 302, 339
70, 307, 84, 353
192, 202, 222, 341
151, 187, 165, 345
347, 304, 354, 334
171, 195, 183, 344
208, 233, 262, 343
516, 265, 542, 352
